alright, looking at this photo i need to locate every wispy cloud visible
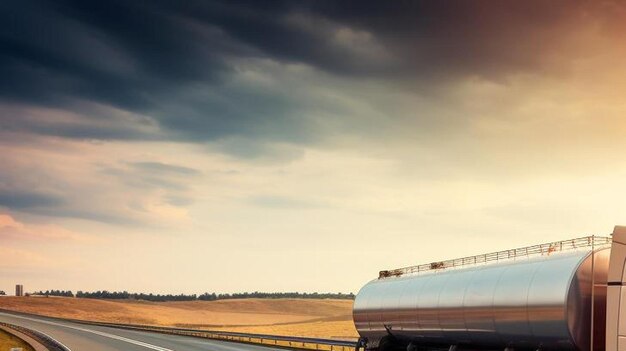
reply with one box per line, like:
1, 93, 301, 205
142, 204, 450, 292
0, 139, 200, 226
128, 162, 201, 176
0, 213, 86, 241
249, 195, 325, 210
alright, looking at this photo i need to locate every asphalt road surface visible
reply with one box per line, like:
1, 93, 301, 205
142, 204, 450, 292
0, 311, 287, 351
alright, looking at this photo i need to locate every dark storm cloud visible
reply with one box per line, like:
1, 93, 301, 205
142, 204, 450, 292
307, 1, 581, 80
0, 0, 622, 143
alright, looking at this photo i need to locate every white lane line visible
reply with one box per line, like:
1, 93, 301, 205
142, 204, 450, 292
0, 312, 175, 351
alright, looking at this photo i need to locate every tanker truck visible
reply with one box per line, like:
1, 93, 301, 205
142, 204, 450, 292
353, 226, 626, 351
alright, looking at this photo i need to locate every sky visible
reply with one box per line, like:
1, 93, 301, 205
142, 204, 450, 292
1, 0, 626, 295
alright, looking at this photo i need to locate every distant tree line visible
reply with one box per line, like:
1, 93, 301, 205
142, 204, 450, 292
198, 292, 355, 300
31, 290, 74, 297
76, 291, 197, 301
31, 290, 73, 297
26, 290, 355, 301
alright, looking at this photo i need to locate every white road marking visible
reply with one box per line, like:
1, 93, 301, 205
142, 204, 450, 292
0, 312, 175, 351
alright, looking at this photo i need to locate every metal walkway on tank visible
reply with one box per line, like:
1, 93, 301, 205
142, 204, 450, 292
378, 235, 612, 279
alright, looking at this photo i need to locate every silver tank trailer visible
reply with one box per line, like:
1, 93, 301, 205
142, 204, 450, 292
353, 249, 609, 351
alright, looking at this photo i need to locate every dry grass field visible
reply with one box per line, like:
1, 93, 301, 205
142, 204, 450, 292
0, 328, 34, 351
0, 297, 358, 339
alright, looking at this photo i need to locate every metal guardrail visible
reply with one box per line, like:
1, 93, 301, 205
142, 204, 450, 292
0, 309, 360, 351
0, 322, 71, 351
379, 235, 612, 279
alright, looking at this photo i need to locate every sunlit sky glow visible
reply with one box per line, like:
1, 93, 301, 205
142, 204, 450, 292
1, 0, 625, 295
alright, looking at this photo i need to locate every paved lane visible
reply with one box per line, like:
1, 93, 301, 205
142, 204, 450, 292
0, 311, 287, 351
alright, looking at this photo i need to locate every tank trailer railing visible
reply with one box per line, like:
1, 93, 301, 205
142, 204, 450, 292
379, 235, 612, 279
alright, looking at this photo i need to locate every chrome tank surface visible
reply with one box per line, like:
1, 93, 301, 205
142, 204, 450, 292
353, 249, 609, 351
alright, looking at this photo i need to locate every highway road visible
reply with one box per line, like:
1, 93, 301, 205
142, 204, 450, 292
0, 311, 287, 351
